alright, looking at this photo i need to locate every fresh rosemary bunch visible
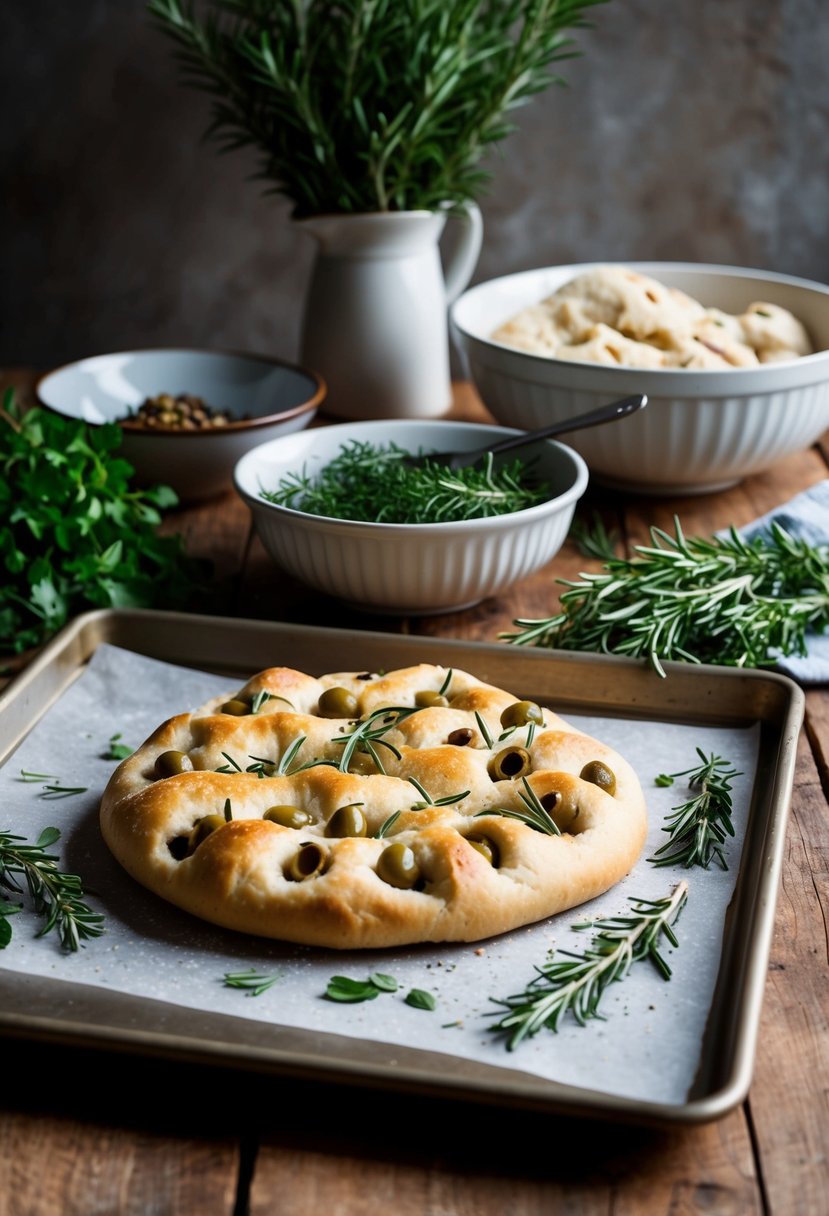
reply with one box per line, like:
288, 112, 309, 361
505, 517, 829, 677
651, 749, 740, 870
148, 0, 605, 216
490, 882, 688, 1050
0, 826, 105, 952
261, 441, 546, 523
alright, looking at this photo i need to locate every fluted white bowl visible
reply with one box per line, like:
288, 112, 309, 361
234, 420, 588, 614
452, 262, 829, 494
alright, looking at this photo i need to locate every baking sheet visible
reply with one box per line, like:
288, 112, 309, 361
0, 636, 772, 1114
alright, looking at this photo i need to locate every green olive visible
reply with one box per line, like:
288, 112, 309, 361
154, 749, 194, 779
499, 700, 544, 729
263, 805, 312, 830
187, 813, 226, 853
220, 698, 250, 716
540, 786, 580, 832
447, 728, 475, 747
376, 842, 420, 890
318, 687, 359, 718
285, 842, 328, 881
580, 760, 617, 796
326, 803, 368, 838
487, 746, 532, 782
415, 690, 449, 708
466, 834, 500, 867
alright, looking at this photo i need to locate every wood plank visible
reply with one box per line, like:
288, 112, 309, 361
251, 1113, 760, 1215
746, 720, 829, 1214
0, 1111, 238, 1216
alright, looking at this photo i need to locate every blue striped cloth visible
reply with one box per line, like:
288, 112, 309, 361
740, 480, 829, 683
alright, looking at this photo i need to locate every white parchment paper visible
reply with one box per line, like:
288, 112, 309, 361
0, 643, 761, 1106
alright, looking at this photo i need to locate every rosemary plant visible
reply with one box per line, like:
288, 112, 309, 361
505, 518, 829, 677
650, 749, 740, 870
490, 882, 688, 1049
261, 442, 547, 524
0, 827, 105, 952
148, 0, 606, 216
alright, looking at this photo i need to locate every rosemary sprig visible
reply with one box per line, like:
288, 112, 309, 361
490, 883, 688, 1050
223, 969, 281, 996
261, 442, 547, 524
504, 518, 829, 677
18, 771, 88, 798
0, 827, 105, 951
650, 749, 740, 870
334, 706, 416, 774
475, 777, 560, 836
407, 777, 470, 810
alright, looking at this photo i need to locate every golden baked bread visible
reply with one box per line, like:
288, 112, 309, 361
100, 663, 648, 949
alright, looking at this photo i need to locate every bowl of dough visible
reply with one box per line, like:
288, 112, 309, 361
451, 262, 829, 494
234, 418, 588, 614
36, 348, 325, 501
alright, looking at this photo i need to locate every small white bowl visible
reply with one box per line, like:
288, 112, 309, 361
36, 349, 325, 501
452, 262, 829, 494
233, 420, 588, 614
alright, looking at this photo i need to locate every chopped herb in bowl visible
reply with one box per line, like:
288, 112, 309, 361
259, 441, 548, 524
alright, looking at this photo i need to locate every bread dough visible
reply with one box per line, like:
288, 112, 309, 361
491, 266, 813, 369
100, 663, 648, 949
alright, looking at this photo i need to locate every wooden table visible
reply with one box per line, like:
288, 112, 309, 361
1, 376, 827, 1215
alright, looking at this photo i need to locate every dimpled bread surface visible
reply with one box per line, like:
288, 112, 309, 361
100, 664, 648, 949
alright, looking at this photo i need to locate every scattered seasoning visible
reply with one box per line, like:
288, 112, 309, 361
19, 771, 88, 799
650, 749, 740, 870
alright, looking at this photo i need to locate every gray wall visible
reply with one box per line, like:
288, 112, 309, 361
3, 0, 828, 370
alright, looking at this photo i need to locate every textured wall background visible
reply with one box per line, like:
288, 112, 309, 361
3, 0, 828, 370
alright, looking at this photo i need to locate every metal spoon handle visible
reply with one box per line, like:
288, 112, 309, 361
449, 393, 647, 470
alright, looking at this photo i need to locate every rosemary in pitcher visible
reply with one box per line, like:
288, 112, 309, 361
261, 442, 547, 524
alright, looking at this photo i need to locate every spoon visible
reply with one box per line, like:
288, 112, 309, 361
408, 393, 647, 471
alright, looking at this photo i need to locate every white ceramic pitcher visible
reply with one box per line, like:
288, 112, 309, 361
296, 203, 483, 420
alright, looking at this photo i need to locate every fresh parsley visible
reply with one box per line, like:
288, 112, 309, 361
0, 390, 207, 654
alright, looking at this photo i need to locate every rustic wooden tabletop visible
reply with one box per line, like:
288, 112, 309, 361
0, 374, 827, 1215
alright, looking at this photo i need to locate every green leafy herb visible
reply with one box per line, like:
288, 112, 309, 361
370, 972, 399, 993
223, 798, 233, 822
407, 776, 470, 810
19, 771, 88, 799
405, 988, 437, 1011
0, 898, 21, 948
0, 826, 105, 951
475, 776, 560, 836
0, 391, 206, 654
490, 883, 688, 1049
655, 773, 675, 788
504, 517, 829, 677
333, 706, 415, 774
374, 810, 402, 839
148, 0, 605, 216
106, 733, 134, 761
261, 442, 548, 524
650, 750, 740, 870
223, 969, 281, 996
325, 974, 388, 1003
569, 512, 619, 561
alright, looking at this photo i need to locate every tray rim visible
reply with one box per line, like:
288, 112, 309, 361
0, 607, 806, 1127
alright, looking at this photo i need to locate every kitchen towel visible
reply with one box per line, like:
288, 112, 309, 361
741, 478, 829, 684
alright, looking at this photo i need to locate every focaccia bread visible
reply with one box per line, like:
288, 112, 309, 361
100, 664, 648, 949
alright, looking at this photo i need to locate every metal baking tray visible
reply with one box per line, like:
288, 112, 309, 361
0, 608, 804, 1126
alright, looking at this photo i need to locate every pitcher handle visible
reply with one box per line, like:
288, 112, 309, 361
441, 200, 483, 305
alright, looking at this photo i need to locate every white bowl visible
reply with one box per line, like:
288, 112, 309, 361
452, 262, 829, 494
233, 420, 588, 614
36, 349, 325, 501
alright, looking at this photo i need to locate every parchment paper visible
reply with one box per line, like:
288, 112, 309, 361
0, 643, 761, 1106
